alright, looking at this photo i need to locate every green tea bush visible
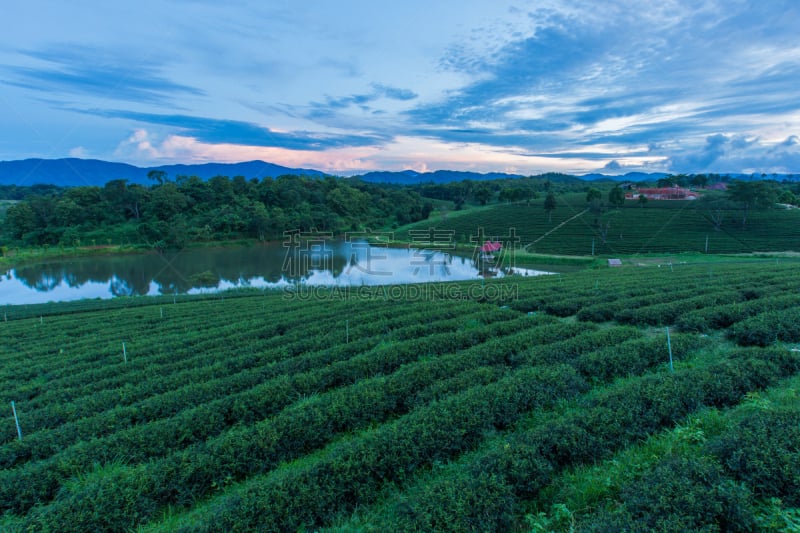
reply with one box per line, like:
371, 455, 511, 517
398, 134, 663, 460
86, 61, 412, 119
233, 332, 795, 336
582, 455, 755, 532
709, 409, 800, 505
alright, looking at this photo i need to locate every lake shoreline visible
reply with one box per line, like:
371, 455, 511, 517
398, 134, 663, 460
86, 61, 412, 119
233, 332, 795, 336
4, 236, 795, 274
2, 240, 561, 305
1, 237, 599, 271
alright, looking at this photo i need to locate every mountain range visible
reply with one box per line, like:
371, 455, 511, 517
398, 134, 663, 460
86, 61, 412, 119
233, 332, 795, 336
0, 159, 325, 187
0, 157, 709, 187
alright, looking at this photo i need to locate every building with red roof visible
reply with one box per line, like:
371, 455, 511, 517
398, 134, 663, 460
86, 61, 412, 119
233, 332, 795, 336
625, 187, 699, 200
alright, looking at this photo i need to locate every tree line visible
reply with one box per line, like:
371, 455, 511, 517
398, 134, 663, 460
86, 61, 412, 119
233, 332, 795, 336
2, 174, 433, 249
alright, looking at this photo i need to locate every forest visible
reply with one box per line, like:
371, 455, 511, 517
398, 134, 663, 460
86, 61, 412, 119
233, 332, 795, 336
0, 174, 433, 249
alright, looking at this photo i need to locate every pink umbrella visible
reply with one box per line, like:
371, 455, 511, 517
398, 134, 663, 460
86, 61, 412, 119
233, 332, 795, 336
480, 241, 502, 252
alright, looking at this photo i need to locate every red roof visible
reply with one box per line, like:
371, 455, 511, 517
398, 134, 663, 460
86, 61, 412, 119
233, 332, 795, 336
637, 187, 691, 194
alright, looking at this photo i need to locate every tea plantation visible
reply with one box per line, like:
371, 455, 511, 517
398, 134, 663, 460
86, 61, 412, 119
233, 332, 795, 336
1, 261, 799, 531
398, 197, 800, 255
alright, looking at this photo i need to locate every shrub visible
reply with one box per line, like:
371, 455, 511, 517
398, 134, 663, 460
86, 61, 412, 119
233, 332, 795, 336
708, 409, 800, 506
583, 455, 756, 532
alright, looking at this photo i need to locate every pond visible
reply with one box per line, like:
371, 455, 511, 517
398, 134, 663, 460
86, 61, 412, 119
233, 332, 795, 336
0, 241, 557, 304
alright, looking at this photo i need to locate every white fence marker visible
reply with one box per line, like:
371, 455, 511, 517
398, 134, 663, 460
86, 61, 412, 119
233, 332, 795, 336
666, 327, 674, 373
123, 342, 127, 364
11, 401, 22, 441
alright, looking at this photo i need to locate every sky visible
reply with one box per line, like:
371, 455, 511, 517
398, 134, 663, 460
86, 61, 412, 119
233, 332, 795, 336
1, 0, 799, 176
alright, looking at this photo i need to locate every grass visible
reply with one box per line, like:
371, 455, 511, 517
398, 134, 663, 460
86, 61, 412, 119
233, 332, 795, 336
0, 243, 151, 269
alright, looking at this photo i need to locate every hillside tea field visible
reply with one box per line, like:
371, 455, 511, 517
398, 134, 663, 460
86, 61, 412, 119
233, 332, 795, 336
398, 199, 800, 255
1, 262, 799, 531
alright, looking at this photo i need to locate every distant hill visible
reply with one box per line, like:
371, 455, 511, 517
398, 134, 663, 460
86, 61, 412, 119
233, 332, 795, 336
0, 158, 325, 187
579, 172, 669, 182
357, 169, 552, 184
356, 169, 673, 185
1, 158, 794, 188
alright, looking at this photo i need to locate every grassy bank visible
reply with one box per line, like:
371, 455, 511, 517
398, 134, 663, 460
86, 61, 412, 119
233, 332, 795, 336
0, 238, 268, 270
0, 244, 151, 269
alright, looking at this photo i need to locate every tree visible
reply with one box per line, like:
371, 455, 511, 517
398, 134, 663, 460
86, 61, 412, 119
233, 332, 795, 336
638, 194, 648, 208
499, 187, 535, 204
543, 191, 557, 223
657, 176, 677, 188
778, 189, 798, 206
246, 202, 271, 241
608, 185, 625, 209
690, 174, 709, 189
586, 188, 603, 214
147, 170, 167, 185
727, 180, 777, 228
473, 186, 492, 206
4, 202, 37, 239
698, 191, 734, 231
146, 183, 188, 221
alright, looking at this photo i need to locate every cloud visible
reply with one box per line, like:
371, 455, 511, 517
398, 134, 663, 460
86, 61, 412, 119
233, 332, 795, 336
666, 133, 800, 173
2, 45, 204, 105
112, 128, 383, 172
667, 134, 730, 171
779, 135, 799, 147
372, 83, 417, 101
110, 129, 624, 176
397, 0, 800, 173
68, 146, 89, 158
115, 129, 161, 160
306, 83, 418, 120
5, 0, 799, 176
90, 110, 391, 150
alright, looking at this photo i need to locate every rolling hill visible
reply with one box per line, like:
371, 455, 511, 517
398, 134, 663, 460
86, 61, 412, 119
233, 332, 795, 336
398, 196, 800, 255
0, 157, 680, 187
0, 159, 325, 187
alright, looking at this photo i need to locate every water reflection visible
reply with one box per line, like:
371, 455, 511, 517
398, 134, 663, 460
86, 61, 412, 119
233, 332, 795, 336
0, 241, 553, 304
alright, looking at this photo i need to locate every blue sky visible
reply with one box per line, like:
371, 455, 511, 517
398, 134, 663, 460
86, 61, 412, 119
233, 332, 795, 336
2, 0, 799, 175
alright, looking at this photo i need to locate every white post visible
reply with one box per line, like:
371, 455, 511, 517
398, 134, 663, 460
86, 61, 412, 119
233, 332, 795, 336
122, 342, 127, 364
40, 316, 43, 324
160, 307, 163, 319
666, 327, 674, 373
705, 234, 709, 254
346, 320, 349, 344
591, 239, 595, 256
11, 401, 22, 441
